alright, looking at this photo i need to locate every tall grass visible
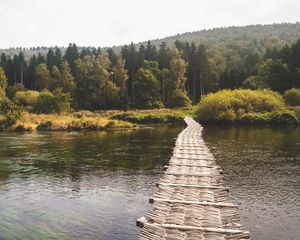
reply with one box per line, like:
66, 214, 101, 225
5, 113, 134, 131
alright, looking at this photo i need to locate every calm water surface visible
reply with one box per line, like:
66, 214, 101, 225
203, 125, 300, 240
0, 125, 299, 240
0, 126, 182, 240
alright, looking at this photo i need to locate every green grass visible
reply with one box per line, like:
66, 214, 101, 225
108, 107, 195, 124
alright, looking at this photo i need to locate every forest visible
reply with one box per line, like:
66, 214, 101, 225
0, 23, 300, 116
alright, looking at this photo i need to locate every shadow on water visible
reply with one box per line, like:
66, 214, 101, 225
0, 125, 183, 240
203, 125, 300, 240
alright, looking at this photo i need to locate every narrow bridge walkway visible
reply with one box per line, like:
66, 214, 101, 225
137, 117, 250, 240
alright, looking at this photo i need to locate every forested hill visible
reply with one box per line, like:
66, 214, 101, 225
1, 22, 300, 112
136, 22, 300, 49
1, 22, 300, 60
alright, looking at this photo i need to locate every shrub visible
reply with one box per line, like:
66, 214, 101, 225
0, 98, 21, 129
294, 107, 300, 119
35, 88, 72, 114
166, 91, 192, 108
283, 88, 300, 106
271, 111, 299, 124
240, 112, 272, 124
195, 89, 285, 122
52, 88, 72, 114
15, 90, 39, 108
240, 111, 299, 125
34, 90, 56, 114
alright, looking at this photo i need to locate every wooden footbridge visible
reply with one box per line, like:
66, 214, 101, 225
137, 117, 250, 240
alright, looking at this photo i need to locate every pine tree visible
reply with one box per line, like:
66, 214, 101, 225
158, 42, 170, 69
121, 43, 140, 101
64, 43, 79, 74
46, 48, 56, 70
54, 47, 62, 67
107, 48, 118, 68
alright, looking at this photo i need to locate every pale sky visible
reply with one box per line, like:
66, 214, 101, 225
0, 0, 299, 48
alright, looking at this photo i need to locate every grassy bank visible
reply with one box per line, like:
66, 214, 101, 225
0, 112, 135, 131
106, 108, 195, 124
238, 108, 300, 125
0, 107, 195, 132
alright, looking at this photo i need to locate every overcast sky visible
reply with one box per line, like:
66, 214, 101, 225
0, 0, 299, 48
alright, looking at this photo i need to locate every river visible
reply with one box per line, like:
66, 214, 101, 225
0, 125, 299, 240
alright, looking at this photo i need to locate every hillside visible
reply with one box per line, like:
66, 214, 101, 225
130, 22, 300, 74
1, 22, 300, 63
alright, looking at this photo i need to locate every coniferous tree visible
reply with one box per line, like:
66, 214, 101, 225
121, 43, 140, 101
158, 42, 170, 69
54, 47, 62, 67
27, 55, 38, 90
144, 41, 157, 61
46, 48, 56, 70
64, 43, 79, 74
107, 48, 118, 68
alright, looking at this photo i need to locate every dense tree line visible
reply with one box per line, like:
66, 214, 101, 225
1, 38, 300, 111
219, 40, 300, 93
0, 41, 211, 110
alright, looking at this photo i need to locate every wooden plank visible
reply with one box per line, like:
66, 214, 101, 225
156, 182, 229, 191
165, 163, 221, 168
149, 198, 238, 208
172, 156, 215, 161
141, 222, 250, 235
164, 172, 221, 177
137, 117, 250, 239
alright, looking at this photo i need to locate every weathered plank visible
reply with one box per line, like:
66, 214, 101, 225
137, 117, 250, 240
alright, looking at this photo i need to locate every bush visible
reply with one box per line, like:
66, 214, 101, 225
271, 111, 299, 124
195, 89, 285, 122
166, 91, 192, 108
240, 112, 272, 124
35, 88, 72, 114
15, 90, 39, 108
0, 98, 21, 130
240, 111, 299, 125
283, 88, 300, 106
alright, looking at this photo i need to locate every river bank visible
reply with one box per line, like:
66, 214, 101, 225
0, 108, 194, 132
